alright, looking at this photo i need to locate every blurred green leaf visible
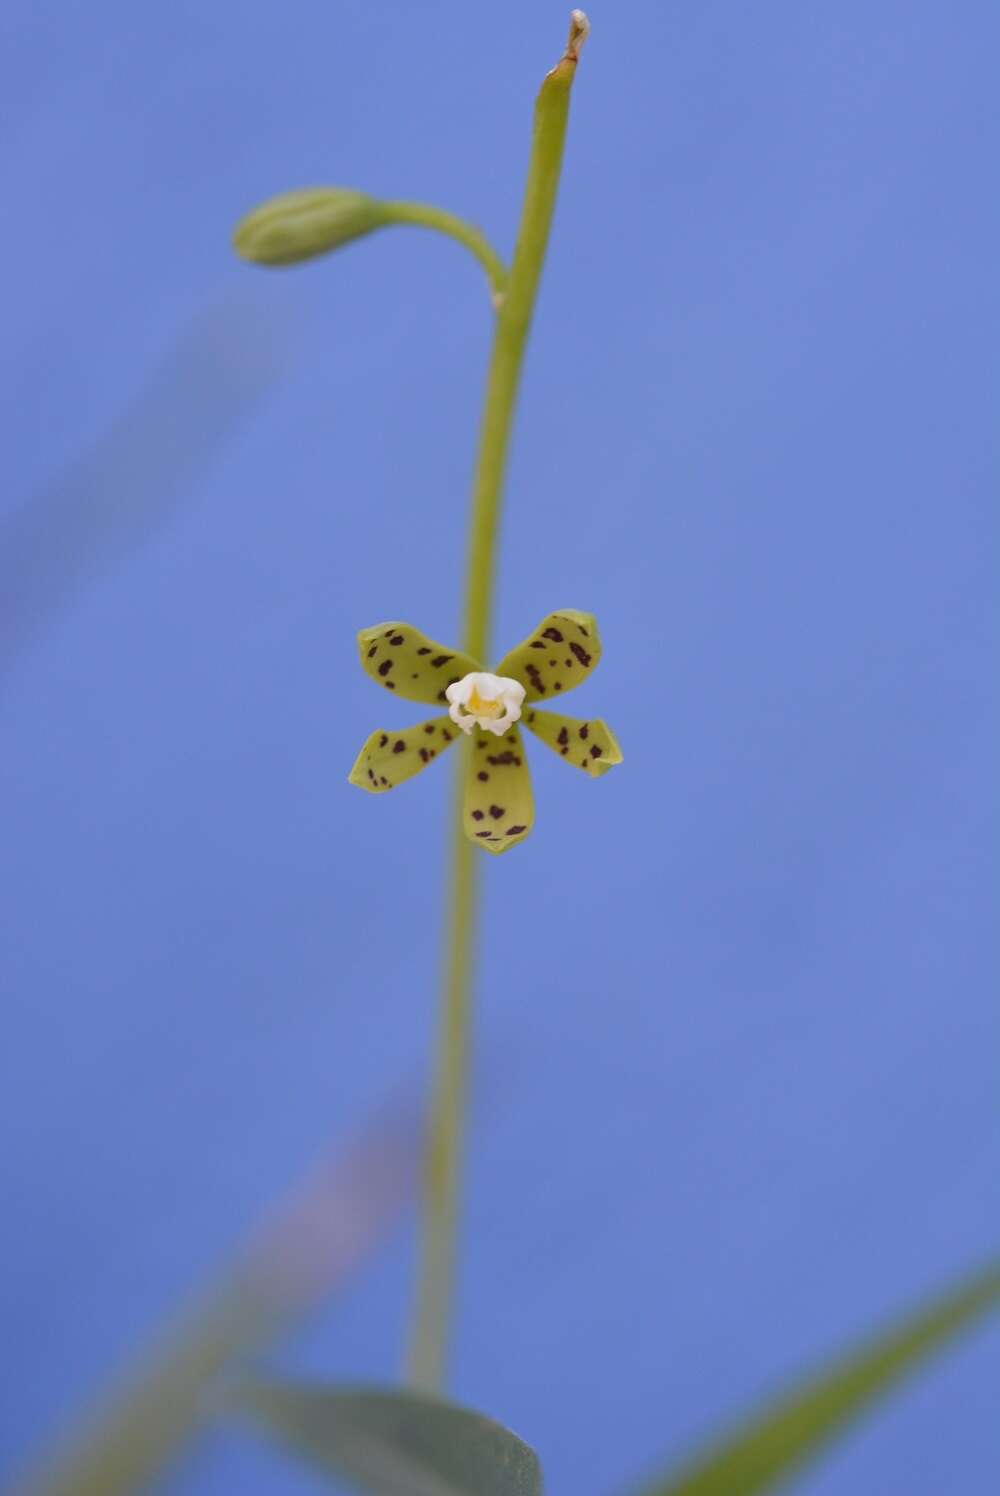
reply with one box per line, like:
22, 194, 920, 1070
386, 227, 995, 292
626, 1258, 1000, 1496
229, 1382, 542, 1496
0, 301, 286, 670
9, 1104, 420, 1496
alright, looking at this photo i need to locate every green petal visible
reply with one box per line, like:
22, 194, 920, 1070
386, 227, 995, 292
463, 726, 534, 854
349, 717, 458, 793
523, 707, 622, 777
356, 622, 481, 706
494, 609, 601, 701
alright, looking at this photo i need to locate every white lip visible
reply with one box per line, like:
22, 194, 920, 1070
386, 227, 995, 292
445, 671, 525, 737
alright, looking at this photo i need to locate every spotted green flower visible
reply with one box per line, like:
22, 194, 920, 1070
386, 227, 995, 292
349, 610, 622, 854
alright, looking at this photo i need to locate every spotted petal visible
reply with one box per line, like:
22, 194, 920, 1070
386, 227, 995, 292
493, 610, 601, 702
463, 725, 534, 854
523, 707, 622, 777
349, 716, 459, 794
357, 622, 481, 706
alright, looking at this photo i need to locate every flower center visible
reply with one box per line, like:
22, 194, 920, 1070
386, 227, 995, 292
445, 671, 525, 738
466, 686, 504, 720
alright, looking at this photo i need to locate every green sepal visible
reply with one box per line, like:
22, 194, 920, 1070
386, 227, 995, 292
494, 609, 601, 702
357, 622, 480, 706
463, 726, 534, 854
232, 188, 388, 267
523, 707, 622, 776
349, 716, 458, 794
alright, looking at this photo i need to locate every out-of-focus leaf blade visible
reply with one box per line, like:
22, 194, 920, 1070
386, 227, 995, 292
8, 1102, 420, 1496
230, 1382, 542, 1496
0, 300, 287, 670
627, 1258, 1000, 1496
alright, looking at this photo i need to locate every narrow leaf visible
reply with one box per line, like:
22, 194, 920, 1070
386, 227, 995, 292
230, 1382, 541, 1496
0, 302, 285, 670
9, 1104, 419, 1496
627, 1258, 1000, 1496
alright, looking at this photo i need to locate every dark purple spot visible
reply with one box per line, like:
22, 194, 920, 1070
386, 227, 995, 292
437, 690, 448, 702
542, 626, 564, 642
527, 712, 536, 724
525, 662, 545, 696
424, 724, 435, 734
442, 729, 453, 741
507, 824, 527, 835
385, 681, 396, 689
549, 659, 557, 667
478, 771, 489, 782
557, 727, 569, 746
389, 634, 404, 646
530, 640, 546, 650
554, 682, 563, 691
471, 810, 485, 821
487, 751, 517, 766
417, 646, 432, 655
570, 641, 592, 667
475, 830, 492, 838
377, 659, 392, 677
431, 654, 453, 669
580, 724, 589, 740
419, 748, 430, 763
560, 747, 569, 756
578, 623, 590, 636
489, 805, 505, 820
565, 658, 572, 668
367, 645, 378, 659
590, 744, 603, 758
367, 769, 375, 781
379, 734, 388, 747
383, 630, 395, 638
379, 776, 388, 785
392, 740, 405, 754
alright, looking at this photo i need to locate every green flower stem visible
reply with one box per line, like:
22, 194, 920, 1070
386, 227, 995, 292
407, 11, 589, 1392
380, 200, 508, 305
459, 22, 587, 664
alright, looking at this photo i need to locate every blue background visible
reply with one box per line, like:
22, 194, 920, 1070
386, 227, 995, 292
2, 3, 997, 1493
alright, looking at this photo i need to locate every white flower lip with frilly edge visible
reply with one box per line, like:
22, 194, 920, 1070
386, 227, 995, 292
445, 671, 525, 737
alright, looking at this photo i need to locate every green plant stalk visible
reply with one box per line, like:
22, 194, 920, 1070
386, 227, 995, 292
407, 15, 588, 1392
380, 200, 509, 304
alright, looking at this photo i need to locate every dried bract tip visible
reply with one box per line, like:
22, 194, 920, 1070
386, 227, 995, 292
566, 10, 590, 61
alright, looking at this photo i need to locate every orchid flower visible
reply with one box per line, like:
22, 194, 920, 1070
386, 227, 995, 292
349, 609, 622, 853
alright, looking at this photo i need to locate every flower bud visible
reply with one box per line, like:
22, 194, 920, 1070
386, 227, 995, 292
232, 188, 387, 267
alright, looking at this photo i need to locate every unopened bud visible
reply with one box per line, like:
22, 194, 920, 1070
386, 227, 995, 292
232, 188, 387, 267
